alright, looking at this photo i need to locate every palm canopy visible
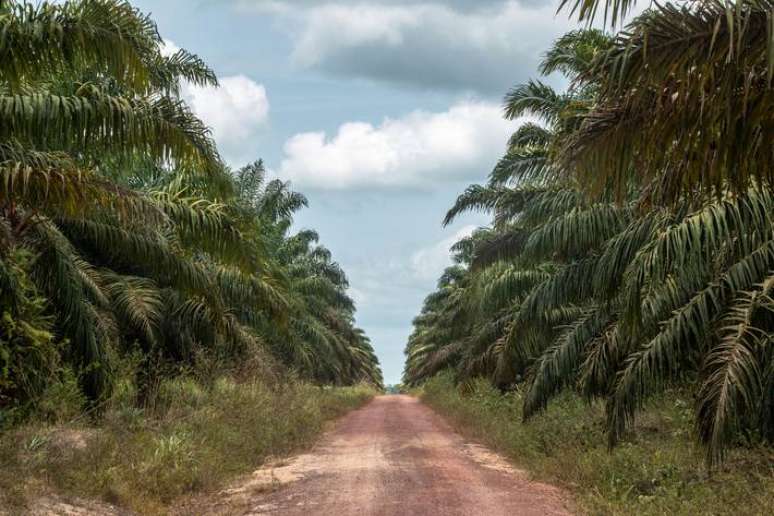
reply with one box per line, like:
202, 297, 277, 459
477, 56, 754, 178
405, 20, 774, 467
561, 0, 774, 204
558, 0, 640, 26
1, 0, 380, 412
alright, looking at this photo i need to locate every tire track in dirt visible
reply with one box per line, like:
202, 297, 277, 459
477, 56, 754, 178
201, 395, 572, 516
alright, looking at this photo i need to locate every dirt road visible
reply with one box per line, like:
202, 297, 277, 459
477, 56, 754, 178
210, 395, 571, 516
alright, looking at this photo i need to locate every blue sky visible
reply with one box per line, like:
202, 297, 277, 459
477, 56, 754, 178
135, 0, 579, 384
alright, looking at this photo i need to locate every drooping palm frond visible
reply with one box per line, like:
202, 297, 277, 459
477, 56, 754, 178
620, 190, 774, 326
474, 262, 551, 312
25, 219, 115, 399
557, 0, 641, 26
697, 274, 774, 466
507, 122, 553, 149
0, 0, 161, 91
515, 257, 598, 324
149, 187, 260, 269
489, 146, 554, 186
579, 323, 625, 399
517, 188, 586, 227
103, 272, 163, 347
443, 185, 513, 226
607, 238, 774, 447
523, 307, 612, 418
523, 203, 631, 262
503, 80, 569, 124
152, 48, 218, 95
592, 209, 669, 299
213, 265, 289, 321
563, 1, 774, 203
0, 141, 163, 222
0, 93, 220, 170
57, 217, 213, 294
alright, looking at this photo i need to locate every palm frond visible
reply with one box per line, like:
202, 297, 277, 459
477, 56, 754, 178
607, 238, 774, 446
523, 307, 612, 418
0, 93, 220, 170
0, 0, 160, 91
697, 273, 774, 466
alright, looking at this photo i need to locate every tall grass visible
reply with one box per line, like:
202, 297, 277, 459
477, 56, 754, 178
420, 372, 773, 515
0, 373, 375, 514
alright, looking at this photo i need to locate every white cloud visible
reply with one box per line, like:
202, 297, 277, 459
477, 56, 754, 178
410, 225, 476, 281
276, 100, 520, 190
347, 286, 369, 306
161, 39, 181, 57
255, 1, 574, 93
183, 76, 269, 159
291, 5, 418, 68
162, 40, 270, 164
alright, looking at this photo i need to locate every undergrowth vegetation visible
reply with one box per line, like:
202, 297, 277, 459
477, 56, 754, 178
0, 363, 375, 513
420, 373, 773, 515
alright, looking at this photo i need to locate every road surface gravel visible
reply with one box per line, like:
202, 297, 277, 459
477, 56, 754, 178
212, 394, 572, 516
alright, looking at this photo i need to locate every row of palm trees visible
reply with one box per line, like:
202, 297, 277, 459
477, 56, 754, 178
0, 0, 381, 417
404, 0, 773, 466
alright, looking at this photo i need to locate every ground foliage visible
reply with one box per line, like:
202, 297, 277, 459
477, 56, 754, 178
0, 368, 376, 513
421, 373, 773, 516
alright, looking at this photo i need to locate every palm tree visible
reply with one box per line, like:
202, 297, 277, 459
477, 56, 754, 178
560, 0, 774, 204
1, 0, 382, 409
0, 0, 230, 400
231, 161, 382, 387
404, 22, 774, 466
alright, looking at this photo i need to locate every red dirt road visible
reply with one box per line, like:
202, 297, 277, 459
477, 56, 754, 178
216, 395, 572, 516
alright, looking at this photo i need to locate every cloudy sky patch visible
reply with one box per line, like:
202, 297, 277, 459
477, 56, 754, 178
184, 76, 270, 163
135, 0, 574, 383
257, 0, 573, 94
277, 101, 518, 190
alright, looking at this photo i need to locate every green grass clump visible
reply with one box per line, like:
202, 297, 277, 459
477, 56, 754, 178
0, 375, 375, 514
420, 372, 773, 516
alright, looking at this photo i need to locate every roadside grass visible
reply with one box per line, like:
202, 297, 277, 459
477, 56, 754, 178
420, 372, 773, 516
0, 375, 375, 514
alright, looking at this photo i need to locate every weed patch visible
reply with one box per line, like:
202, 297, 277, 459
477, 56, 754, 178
420, 372, 773, 515
0, 377, 375, 514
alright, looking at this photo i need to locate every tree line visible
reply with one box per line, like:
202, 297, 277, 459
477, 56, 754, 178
0, 0, 382, 423
404, 0, 773, 467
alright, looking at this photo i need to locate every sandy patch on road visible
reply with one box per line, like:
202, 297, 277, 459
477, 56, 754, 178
462, 443, 528, 475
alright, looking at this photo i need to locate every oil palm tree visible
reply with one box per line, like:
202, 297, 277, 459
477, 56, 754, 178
1, 0, 381, 408
405, 22, 774, 466
231, 161, 382, 387
1, 0, 229, 400
560, 0, 774, 204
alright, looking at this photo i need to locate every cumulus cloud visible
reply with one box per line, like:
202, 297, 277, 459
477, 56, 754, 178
241, 0, 573, 93
410, 225, 476, 281
162, 40, 270, 164
276, 100, 519, 190
239, 1, 545, 14
347, 286, 370, 306
183, 76, 269, 148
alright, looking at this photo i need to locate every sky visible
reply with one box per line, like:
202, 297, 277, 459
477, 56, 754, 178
134, 0, 582, 384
